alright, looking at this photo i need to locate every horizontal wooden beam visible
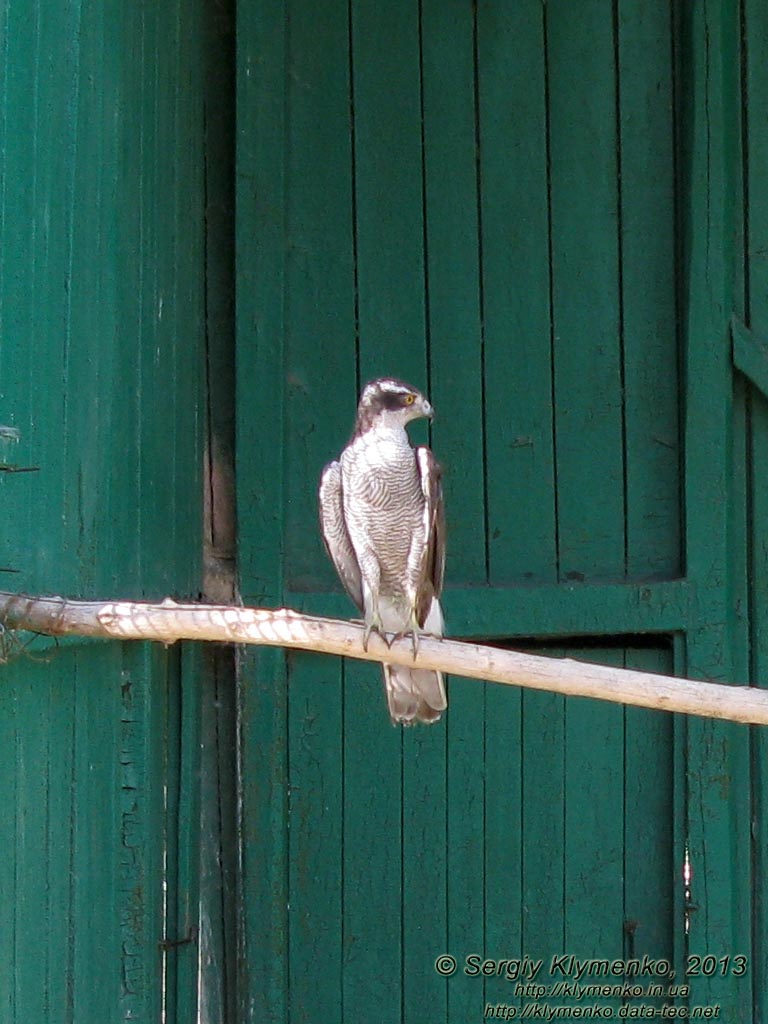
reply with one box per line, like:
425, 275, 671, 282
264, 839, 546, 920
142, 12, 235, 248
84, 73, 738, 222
0, 590, 766, 725
286, 578, 692, 639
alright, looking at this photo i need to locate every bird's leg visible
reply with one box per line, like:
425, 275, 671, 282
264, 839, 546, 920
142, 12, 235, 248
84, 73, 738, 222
362, 607, 386, 651
361, 576, 387, 651
391, 602, 422, 661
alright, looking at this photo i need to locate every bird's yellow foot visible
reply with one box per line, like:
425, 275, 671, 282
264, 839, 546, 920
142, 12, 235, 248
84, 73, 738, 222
362, 612, 387, 651
392, 610, 422, 660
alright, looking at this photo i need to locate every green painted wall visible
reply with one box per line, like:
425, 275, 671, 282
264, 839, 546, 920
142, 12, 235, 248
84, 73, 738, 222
237, 1, 766, 1022
0, 1, 208, 1020
1, 0, 766, 1021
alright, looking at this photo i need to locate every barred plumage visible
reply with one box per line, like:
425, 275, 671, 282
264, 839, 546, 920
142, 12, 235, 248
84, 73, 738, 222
319, 378, 447, 724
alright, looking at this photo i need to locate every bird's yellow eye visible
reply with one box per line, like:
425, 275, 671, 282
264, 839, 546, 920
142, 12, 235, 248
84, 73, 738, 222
404, 394, 416, 405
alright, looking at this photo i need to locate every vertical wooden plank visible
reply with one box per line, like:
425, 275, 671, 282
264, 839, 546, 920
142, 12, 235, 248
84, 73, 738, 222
421, 0, 485, 584
198, 647, 239, 1024
0, 670, 19, 1019
484, 680, 522, 1011
236, 0, 286, 607
623, 647, 675, 975
680, 0, 751, 1016
1, 0, 41, 599
170, 645, 205, 1024
445, 688, 485, 1023
288, 653, 343, 1024
167, 0, 206, 597
280, 6, 353, 994
351, 0, 426, 380
0, 667, 17, 1016
0, 0, 8, 467
723, 364, 752, 1007
44, 656, 77, 1019
283, 0, 357, 593
478, 0, 557, 586
564, 650, 624, 1001
162, 645, 184, 1024
236, 0, 289, 1018
14, 663, 50, 1022
140, 2, 174, 592
479, 6, 548, 974
343, 8, 429, 1022
167, 0, 222, 966
237, 645, 289, 1024
0, 0, 207, 1018
68, 0, 115, 595
0, 0, 56, 915
343, 660, 403, 1024
0, 670, 17, 1019
403, 7, 476, 1013
671, 634, 689, 979
117, 644, 172, 1024
616, 1, 683, 987
23, 0, 73, 596
0, 656, 67, 1020
547, 0, 624, 580
522, 663, 566, 1011
59, 9, 117, 1017
201, 0, 237, 609
745, 3, 768, 1018
617, 0, 682, 579
70, 648, 120, 1021
140, 0, 180, 595
402, 725, 448, 1024
108, 2, 144, 596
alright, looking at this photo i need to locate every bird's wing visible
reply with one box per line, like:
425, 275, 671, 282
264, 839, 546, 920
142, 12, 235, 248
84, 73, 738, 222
414, 446, 446, 628
319, 459, 364, 613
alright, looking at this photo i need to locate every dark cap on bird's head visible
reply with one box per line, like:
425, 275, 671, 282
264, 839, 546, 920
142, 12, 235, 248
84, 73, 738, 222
355, 377, 433, 435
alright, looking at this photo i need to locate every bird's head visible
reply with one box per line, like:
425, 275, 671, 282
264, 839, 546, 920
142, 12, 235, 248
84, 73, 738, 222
355, 378, 434, 434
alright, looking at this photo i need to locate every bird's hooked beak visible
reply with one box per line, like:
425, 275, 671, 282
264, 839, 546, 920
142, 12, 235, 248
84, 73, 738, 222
420, 397, 434, 420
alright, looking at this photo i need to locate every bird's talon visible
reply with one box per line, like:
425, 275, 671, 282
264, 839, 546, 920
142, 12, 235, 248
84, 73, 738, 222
362, 617, 385, 652
390, 619, 421, 661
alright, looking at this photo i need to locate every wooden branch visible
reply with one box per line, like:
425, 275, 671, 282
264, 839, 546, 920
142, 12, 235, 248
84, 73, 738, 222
0, 590, 766, 725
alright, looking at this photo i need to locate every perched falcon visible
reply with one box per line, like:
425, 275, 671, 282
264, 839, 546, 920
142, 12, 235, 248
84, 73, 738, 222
319, 378, 447, 725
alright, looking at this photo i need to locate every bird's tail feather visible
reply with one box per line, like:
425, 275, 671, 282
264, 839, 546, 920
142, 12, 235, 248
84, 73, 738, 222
384, 664, 447, 725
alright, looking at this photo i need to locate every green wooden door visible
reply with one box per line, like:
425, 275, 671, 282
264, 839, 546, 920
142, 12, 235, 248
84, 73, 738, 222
235, 1, 764, 1021
0, 1, 210, 1019
3, 0, 761, 1020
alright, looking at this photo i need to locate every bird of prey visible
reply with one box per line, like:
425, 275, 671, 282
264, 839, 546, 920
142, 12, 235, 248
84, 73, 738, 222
319, 378, 447, 725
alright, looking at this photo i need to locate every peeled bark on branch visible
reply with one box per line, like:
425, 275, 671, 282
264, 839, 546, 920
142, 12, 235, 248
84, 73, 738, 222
0, 590, 765, 725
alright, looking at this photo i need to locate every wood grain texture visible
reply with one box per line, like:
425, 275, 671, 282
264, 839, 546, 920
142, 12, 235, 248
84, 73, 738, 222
235, 0, 291, 1019
6, 594, 768, 724
618, 0, 682, 579
564, 648, 625, 1008
623, 646, 675, 1000
342, 659, 403, 1024
234, 0, 762, 1018
678, 0, 751, 1016
0, 0, 208, 1017
283, 0, 357, 594
547, 0, 624, 582
288, 652, 343, 1023
745, 2, 768, 1020
422, 0, 486, 585
478, 0, 557, 586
